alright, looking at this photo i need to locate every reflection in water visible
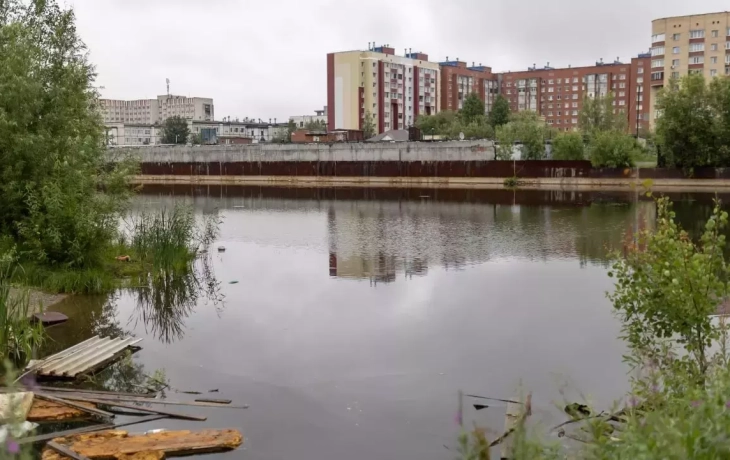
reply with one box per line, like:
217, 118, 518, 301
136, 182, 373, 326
130, 249, 223, 344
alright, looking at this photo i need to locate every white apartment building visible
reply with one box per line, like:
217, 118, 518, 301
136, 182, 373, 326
100, 95, 214, 125
290, 107, 327, 129
105, 123, 162, 146
191, 120, 289, 143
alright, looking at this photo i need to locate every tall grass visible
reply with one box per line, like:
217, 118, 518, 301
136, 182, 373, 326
127, 205, 217, 271
0, 270, 45, 366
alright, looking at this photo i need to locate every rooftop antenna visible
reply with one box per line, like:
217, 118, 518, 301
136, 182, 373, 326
166, 78, 170, 96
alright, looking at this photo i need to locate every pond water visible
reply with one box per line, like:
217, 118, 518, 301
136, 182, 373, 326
41, 186, 725, 460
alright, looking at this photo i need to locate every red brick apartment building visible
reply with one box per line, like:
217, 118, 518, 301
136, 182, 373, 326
439, 60, 499, 113
498, 55, 651, 133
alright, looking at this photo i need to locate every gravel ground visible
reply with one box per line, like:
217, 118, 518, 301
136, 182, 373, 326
8, 288, 67, 316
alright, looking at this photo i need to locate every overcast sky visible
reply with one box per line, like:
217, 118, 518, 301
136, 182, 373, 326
67, 0, 728, 121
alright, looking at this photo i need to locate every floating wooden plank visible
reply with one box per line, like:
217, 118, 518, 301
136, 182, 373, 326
27, 398, 95, 422
40, 428, 243, 460
194, 398, 232, 405
19, 415, 165, 445
35, 394, 114, 423
37, 386, 155, 399
47, 441, 92, 460
32, 312, 69, 327
58, 395, 207, 421
47, 392, 248, 409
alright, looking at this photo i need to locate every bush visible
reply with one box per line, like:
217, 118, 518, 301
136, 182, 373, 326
551, 132, 585, 160
588, 130, 639, 168
496, 111, 553, 160
0, 1, 135, 269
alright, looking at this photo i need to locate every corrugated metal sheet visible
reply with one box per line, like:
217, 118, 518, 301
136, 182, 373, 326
30, 336, 143, 378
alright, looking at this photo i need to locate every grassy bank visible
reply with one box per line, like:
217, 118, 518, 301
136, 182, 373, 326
8, 205, 217, 295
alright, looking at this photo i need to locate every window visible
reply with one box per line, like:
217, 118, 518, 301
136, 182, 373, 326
690, 56, 704, 64
572, 77, 579, 83
673, 46, 680, 54
618, 100, 626, 106
572, 94, 578, 100
651, 59, 664, 68
673, 33, 681, 41
638, 67, 644, 74
712, 30, 719, 38
726, 41, 730, 50
619, 74, 626, 80
637, 77, 644, 83
689, 43, 705, 52
711, 44, 719, 51
690, 29, 705, 39
548, 87, 553, 93
619, 91, 625, 97
572, 102, 578, 108
572, 110, 578, 116
548, 79, 554, 84
651, 46, 665, 56
712, 56, 718, 64
652, 33, 665, 42
671, 71, 680, 79
572, 85, 578, 91
711, 69, 718, 76
571, 118, 578, 124
557, 78, 562, 84
672, 59, 680, 66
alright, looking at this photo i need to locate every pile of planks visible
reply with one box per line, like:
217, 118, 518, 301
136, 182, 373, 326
3, 386, 245, 459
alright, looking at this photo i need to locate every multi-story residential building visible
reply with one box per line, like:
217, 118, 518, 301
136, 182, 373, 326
439, 60, 498, 113
650, 12, 730, 126
290, 107, 328, 129
327, 45, 441, 134
100, 95, 214, 125
630, 53, 652, 135
498, 58, 645, 132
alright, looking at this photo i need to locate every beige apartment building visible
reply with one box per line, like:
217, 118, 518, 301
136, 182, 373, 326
327, 45, 441, 134
650, 11, 730, 125
100, 95, 214, 125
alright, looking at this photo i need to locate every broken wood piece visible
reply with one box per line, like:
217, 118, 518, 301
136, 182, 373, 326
116, 452, 164, 460
47, 441, 92, 460
490, 393, 532, 459
194, 398, 231, 405
32, 312, 69, 327
42, 392, 248, 409
57, 395, 206, 421
20, 415, 166, 445
36, 386, 155, 399
35, 394, 114, 423
40, 428, 243, 460
28, 398, 96, 422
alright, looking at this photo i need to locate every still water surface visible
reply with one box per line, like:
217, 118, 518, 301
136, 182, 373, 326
43, 186, 720, 460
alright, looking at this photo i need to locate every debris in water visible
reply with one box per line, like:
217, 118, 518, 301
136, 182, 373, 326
473, 404, 489, 411
178, 391, 202, 395
208, 389, 219, 393
229, 281, 239, 284
32, 312, 68, 327
40, 428, 243, 459
217, 246, 226, 252
195, 398, 232, 405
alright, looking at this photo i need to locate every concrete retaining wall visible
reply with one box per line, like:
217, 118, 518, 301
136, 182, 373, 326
112, 141, 496, 163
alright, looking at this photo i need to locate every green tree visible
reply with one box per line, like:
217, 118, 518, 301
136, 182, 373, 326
161, 116, 190, 145
489, 94, 511, 128
0, 0, 134, 268
362, 110, 376, 138
588, 130, 639, 168
456, 115, 494, 140
551, 131, 585, 160
416, 111, 458, 137
495, 111, 552, 160
578, 92, 627, 136
460, 93, 485, 125
304, 119, 326, 131
656, 74, 730, 168
609, 197, 730, 385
